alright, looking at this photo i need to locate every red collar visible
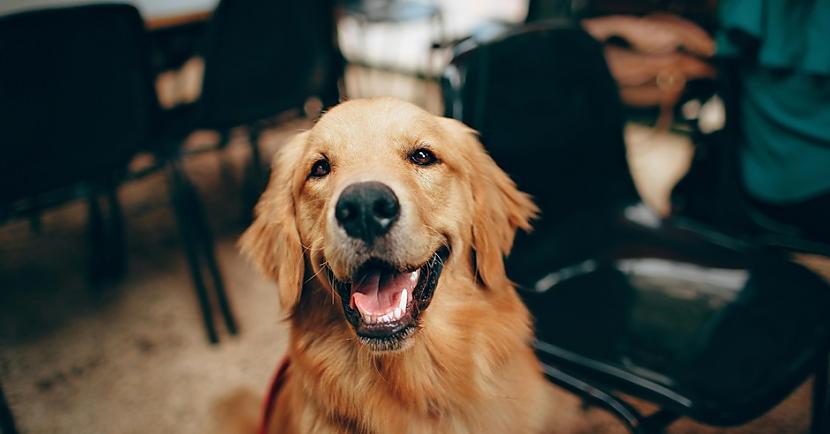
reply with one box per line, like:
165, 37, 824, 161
258, 356, 290, 434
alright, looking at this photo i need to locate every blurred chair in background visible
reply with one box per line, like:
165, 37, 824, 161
525, 1, 830, 255
160, 0, 345, 220
580, 13, 716, 129
0, 4, 156, 284
0, 4, 236, 344
528, 0, 720, 131
444, 22, 830, 434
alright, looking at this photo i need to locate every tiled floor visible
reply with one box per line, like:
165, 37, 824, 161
1, 68, 827, 434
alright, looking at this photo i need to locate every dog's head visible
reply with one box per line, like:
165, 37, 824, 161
241, 98, 537, 353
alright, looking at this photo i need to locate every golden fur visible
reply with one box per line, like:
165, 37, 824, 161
240, 97, 563, 434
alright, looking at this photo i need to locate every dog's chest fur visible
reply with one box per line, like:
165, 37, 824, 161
268, 284, 553, 434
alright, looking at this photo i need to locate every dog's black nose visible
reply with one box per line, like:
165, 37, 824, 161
335, 181, 400, 244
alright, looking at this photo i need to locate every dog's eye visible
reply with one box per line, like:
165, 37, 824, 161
309, 159, 331, 178
409, 148, 438, 166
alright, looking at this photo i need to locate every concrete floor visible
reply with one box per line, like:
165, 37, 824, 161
1, 72, 827, 434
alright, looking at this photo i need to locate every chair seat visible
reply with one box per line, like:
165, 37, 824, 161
520, 203, 830, 426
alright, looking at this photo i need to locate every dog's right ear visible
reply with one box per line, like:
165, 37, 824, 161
240, 132, 308, 314
438, 118, 538, 291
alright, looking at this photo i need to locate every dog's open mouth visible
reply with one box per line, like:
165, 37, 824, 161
329, 246, 450, 351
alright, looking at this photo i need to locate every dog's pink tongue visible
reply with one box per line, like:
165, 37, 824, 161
351, 270, 417, 315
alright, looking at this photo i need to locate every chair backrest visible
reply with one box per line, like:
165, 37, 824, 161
198, 0, 344, 128
0, 4, 157, 203
442, 22, 642, 282
525, 0, 574, 23
444, 23, 639, 219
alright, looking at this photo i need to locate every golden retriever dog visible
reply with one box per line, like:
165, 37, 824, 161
240, 97, 564, 434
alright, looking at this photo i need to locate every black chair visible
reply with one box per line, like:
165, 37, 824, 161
152, 0, 346, 341
197, 0, 342, 125
0, 4, 157, 283
0, 6, 155, 430
0, 4, 236, 344
161, 0, 345, 217
443, 22, 830, 434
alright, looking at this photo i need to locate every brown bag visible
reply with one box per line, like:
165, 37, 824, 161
582, 13, 716, 128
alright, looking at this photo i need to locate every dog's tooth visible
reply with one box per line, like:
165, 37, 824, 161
400, 289, 408, 310
410, 271, 419, 282
393, 307, 402, 320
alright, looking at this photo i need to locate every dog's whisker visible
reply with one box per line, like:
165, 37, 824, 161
305, 266, 324, 282
305, 260, 332, 285
422, 223, 444, 240
433, 249, 446, 268
369, 354, 390, 385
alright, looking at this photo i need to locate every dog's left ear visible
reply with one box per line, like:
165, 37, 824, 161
440, 118, 539, 291
240, 132, 308, 314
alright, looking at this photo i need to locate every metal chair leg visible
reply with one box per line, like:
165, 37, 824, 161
104, 180, 127, 280
241, 125, 266, 224
216, 130, 238, 196
812, 351, 829, 434
200, 234, 237, 336
0, 382, 18, 434
87, 188, 108, 284
540, 362, 645, 433
189, 176, 238, 336
540, 362, 680, 434
248, 126, 264, 187
168, 161, 219, 344
87, 179, 128, 285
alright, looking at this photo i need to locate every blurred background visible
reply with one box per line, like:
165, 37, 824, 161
1, 1, 828, 433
